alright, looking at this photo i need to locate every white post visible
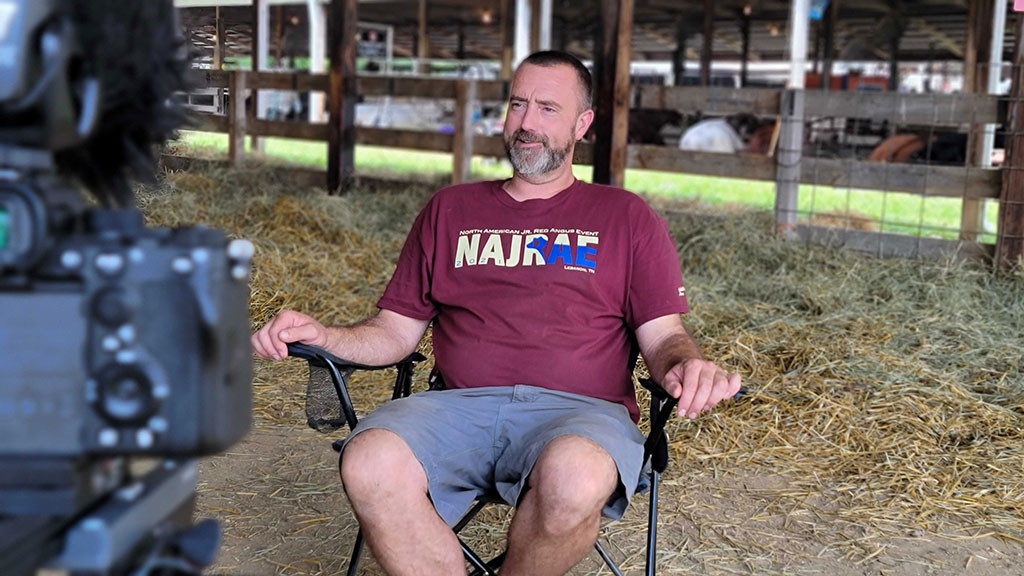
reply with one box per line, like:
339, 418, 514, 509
982, 0, 1008, 234
308, 0, 326, 123
514, 0, 531, 68
539, 0, 552, 51
776, 0, 811, 238
252, 0, 270, 152
983, 0, 1008, 168
787, 0, 811, 88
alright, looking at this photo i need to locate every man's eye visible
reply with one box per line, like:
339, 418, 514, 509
510, 102, 524, 109
543, 107, 556, 113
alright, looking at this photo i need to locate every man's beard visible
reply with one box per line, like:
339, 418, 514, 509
504, 129, 572, 176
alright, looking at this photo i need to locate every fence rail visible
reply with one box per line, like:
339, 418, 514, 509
177, 69, 1017, 260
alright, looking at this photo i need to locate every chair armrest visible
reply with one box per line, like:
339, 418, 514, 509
287, 341, 426, 371
286, 342, 426, 434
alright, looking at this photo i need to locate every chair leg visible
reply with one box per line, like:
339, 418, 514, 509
646, 469, 659, 576
594, 540, 626, 576
346, 529, 364, 576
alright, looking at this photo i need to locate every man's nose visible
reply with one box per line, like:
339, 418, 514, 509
520, 103, 542, 132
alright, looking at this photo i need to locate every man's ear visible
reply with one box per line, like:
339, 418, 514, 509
575, 108, 595, 141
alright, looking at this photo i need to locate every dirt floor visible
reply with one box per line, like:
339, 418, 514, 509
198, 416, 1024, 576
141, 165, 1024, 576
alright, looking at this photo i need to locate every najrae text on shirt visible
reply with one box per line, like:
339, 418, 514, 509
454, 232, 599, 269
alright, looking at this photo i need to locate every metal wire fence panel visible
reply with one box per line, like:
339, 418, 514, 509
783, 59, 1018, 259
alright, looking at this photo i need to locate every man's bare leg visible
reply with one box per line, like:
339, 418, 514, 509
500, 435, 619, 576
340, 428, 466, 576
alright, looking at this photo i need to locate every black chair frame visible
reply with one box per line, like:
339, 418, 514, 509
287, 341, 678, 576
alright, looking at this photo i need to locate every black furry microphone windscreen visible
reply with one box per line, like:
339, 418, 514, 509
55, 0, 191, 208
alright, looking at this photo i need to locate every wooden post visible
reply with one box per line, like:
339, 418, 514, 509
673, 17, 688, 86
327, 0, 357, 193
457, 21, 466, 61
700, 0, 713, 86
417, 0, 429, 74
529, 0, 541, 52
250, 0, 269, 153
452, 80, 477, 184
214, 7, 226, 114
500, 0, 514, 79
213, 7, 225, 70
739, 10, 750, 87
996, 12, 1024, 268
592, 0, 633, 187
822, 0, 837, 91
888, 29, 900, 92
962, 0, 996, 241
274, 5, 284, 65
228, 71, 247, 165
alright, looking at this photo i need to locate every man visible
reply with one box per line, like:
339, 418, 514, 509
251, 51, 741, 576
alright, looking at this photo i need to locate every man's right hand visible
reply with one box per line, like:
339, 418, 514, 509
251, 309, 328, 361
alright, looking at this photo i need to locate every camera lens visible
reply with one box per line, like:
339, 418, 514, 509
95, 364, 157, 424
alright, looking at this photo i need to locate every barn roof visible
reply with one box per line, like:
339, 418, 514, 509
175, 0, 1013, 64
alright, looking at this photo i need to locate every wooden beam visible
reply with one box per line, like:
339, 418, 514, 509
251, 0, 269, 152
673, 17, 688, 86
500, 0, 514, 79
996, 11, 1024, 268
327, 0, 357, 193
592, 0, 633, 187
822, 0, 838, 90
213, 7, 225, 69
529, 0, 541, 52
452, 80, 477, 184
700, 0, 713, 86
962, 0, 995, 241
228, 71, 247, 165
802, 91, 1000, 125
740, 10, 750, 87
638, 85, 781, 115
909, 17, 963, 59
417, 0, 429, 74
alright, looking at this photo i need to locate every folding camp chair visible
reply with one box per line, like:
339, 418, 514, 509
287, 341, 678, 576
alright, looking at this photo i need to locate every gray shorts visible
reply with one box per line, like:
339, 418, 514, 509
339, 385, 645, 527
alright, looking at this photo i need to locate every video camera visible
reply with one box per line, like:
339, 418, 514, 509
0, 0, 253, 574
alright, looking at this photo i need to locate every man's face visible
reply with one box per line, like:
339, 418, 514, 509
503, 63, 591, 177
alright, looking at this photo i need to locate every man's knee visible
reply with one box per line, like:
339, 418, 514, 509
527, 435, 618, 532
339, 428, 427, 502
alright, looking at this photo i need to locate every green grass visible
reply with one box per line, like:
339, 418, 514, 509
170, 130, 1000, 243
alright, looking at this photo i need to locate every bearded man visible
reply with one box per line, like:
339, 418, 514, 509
251, 51, 741, 576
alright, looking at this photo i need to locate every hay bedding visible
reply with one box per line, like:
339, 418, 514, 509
143, 163, 1024, 575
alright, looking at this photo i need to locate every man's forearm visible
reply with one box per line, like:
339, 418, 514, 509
644, 325, 703, 384
321, 314, 422, 366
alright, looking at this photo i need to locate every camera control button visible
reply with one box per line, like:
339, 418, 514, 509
61, 250, 84, 269
136, 429, 155, 449
101, 335, 121, 352
148, 416, 168, 433
95, 253, 125, 276
92, 287, 134, 326
117, 324, 136, 344
98, 428, 119, 447
172, 256, 194, 274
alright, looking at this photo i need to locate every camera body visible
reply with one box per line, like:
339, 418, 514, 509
1, 181, 253, 459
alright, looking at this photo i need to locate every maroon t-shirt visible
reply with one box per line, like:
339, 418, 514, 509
377, 179, 689, 421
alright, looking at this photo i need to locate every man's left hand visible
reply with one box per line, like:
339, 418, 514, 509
661, 358, 742, 419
